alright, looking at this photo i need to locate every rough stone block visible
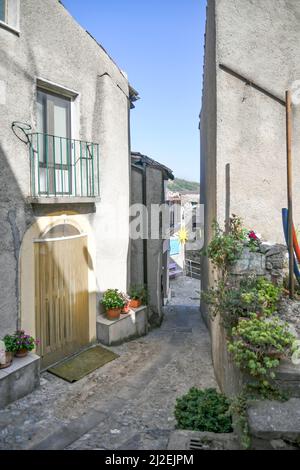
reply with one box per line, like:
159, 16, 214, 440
230, 249, 266, 276
0, 353, 40, 409
96, 306, 148, 346
248, 398, 300, 445
274, 360, 300, 397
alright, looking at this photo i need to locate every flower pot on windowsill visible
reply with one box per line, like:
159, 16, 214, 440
15, 348, 29, 358
106, 308, 121, 320
129, 299, 142, 309
0, 352, 13, 369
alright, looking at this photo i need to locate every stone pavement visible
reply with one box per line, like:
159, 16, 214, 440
169, 275, 201, 306
0, 303, 215, 450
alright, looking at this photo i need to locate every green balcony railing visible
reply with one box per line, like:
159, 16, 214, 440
28, 133, 100, 198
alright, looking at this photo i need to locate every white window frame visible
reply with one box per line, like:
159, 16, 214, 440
0, 0, 20, 36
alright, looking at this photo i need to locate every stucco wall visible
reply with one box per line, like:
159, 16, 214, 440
200, 0, 300, 323
0, 0, 130, 336
130, 167, 145, 286
146, 166, 165, 325
130, 163, 168, 325
202, 0, 300, 245
216, 0, 300, 243
200, 0, 217, 325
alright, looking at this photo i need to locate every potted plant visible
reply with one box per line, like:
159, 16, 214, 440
120, 292, 131, 314
101, 289, 125, 320
0, 339, 13, 369
129, 285, 147, 308
3, 330, 38, 358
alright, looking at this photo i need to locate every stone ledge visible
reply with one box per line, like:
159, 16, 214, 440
0, 353, 40, 409
247, 398, 300, 448
96, 306, 148, 346
27, 196, 100, 205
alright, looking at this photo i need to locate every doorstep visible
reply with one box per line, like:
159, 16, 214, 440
0, 353, 40, 409
96, 306, 148, 346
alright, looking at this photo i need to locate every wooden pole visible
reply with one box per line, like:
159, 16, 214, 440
225, 163, 231, 234
286, 90, 294, 299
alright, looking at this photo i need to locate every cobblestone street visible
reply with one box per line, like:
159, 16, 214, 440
0, 278, 215, 450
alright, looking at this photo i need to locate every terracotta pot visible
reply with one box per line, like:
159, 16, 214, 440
106, 308, 121, 320
129, 299, 142, 309
0, 352, 13, 369
121, 303, 130, 314
15, 348, 28, 358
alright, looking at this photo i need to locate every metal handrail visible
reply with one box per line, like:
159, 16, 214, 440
28, 132, 100, 198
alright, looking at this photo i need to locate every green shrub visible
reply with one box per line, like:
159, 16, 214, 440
204, 216, 247, 277
228, 316, 296, 384
174, 388, 233, 433
202, 276, 283, 333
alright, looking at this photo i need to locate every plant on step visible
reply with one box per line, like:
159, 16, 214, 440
129, 285, 148, 304
204, 216, 247, 278
228, 316, 297, 386
3, 330, 38, 353
174, 388, 233, 433
101, 289, 125, 310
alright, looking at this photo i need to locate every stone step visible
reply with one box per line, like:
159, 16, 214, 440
96, 306, 148, 346
247, 398, 300, 449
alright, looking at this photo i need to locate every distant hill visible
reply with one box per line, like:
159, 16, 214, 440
168, 178, 200, 193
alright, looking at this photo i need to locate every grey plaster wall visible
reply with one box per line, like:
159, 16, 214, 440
200, 0, 217, 326
0, 0, 130, 336
130, 167, 145, 286
130, 162, 168, 326
146, 166, 165, 325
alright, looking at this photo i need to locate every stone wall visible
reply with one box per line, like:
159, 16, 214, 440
229, 244, 288, 284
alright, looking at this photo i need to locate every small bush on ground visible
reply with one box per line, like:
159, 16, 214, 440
174, 388, 233, 433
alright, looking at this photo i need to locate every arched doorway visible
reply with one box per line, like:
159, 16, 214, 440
34, 223, 89, 368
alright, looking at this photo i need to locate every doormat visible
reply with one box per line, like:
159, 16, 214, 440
47, 345, 119, 382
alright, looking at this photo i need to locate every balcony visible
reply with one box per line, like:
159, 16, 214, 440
28, 133, 100, 200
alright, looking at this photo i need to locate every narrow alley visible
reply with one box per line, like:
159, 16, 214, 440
0, 277, 215, 451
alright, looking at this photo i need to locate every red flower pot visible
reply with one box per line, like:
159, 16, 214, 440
129, 299, 142, 309
106, 308, 121, 320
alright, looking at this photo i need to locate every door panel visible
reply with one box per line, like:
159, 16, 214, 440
37, 89, 71, 194
35, 235, 89, 368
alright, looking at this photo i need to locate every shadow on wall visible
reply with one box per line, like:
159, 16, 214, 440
0, 36, 42, 335
0, 142, 32, 335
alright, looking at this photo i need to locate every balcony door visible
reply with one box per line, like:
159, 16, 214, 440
37, 89, 72, 195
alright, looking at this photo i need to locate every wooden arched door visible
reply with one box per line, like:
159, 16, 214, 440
35, 226, 89, 368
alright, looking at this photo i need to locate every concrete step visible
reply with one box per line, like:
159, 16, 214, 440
96, 306, 148, 346
247, 398, 300, 449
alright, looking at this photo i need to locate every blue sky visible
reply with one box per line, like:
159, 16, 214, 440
63, 0, 206, 181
